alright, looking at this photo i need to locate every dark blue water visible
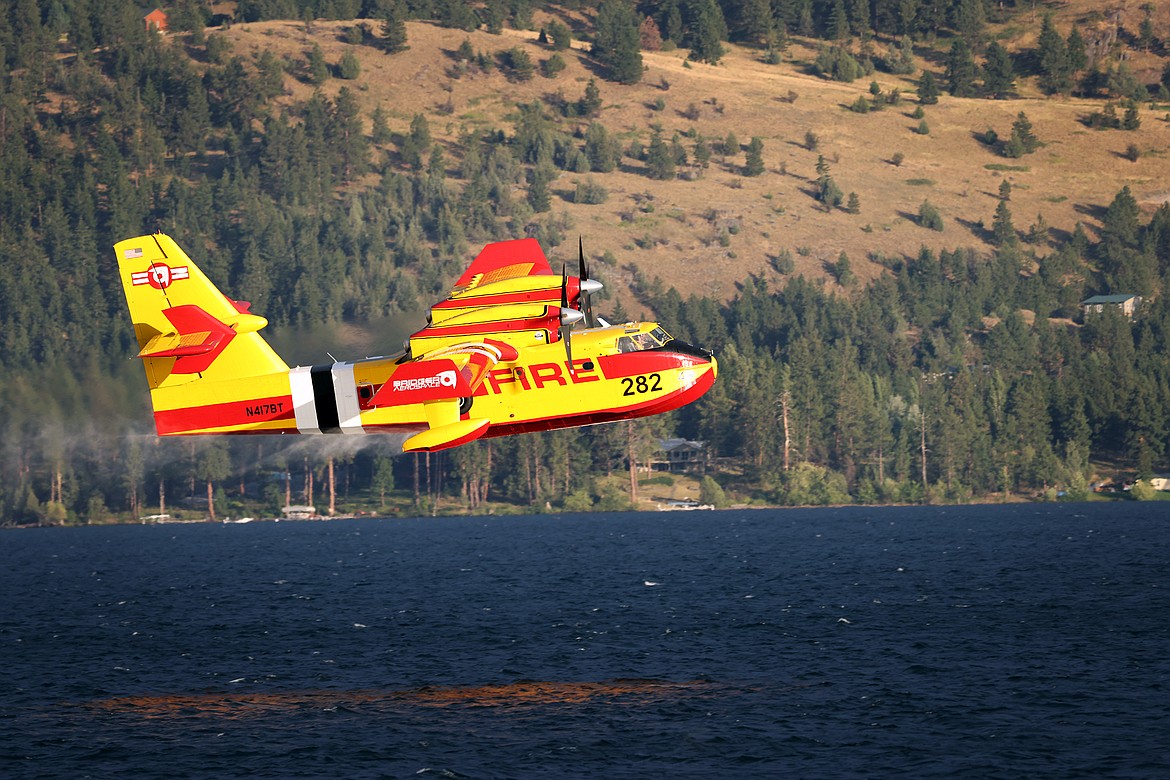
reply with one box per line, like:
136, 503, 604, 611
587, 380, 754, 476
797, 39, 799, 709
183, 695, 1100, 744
2, 504, 1169, 778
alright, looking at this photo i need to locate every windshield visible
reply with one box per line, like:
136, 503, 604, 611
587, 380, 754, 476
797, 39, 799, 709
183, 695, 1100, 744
617, 327, 671, 353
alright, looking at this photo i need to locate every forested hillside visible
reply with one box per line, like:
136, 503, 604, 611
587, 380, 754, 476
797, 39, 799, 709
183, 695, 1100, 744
2, 0, 1169, 524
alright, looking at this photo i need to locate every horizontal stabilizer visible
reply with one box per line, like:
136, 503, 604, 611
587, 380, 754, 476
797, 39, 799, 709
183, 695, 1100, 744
138, 304, 236, 375
138, 331, 222, 359
402, 418, 490, 453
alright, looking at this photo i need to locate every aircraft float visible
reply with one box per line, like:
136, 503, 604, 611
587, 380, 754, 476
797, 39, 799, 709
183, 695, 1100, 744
115, 233, 718, 452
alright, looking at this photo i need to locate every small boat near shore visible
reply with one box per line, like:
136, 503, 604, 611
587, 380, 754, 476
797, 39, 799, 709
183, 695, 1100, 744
656, 499, 714, 511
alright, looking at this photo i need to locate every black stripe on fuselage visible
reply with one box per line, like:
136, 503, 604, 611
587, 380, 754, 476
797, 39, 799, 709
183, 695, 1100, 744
310, 364, 341, 433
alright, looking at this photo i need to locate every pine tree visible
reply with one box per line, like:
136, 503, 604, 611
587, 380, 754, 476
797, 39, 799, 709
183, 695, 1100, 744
400, 113, 431, 168
645, 126, 676, 180
1010, 111, 1039, 153
952, 0, 985, 43
593, 0, 643, 84
663, 1, 684, 44
918, 200, 943, 231
338, 50, 361, 80
848, 0, 871, 36
671, 132, 689, 166
483, 0, 506, 33
1066, 27, 1087, 74
511, 0, 535, 30
1138, 12, 1156, 53
828, 0, 850, 41
584, 121, 618, 172
684, 0, 728, 64
736, 0, 773, 45
1101, 185, 1140, 248
693, 135, 711, 168
724, 131, 739, 156
378, 1, 409, 54
541, 53, 566, 78
945, 39, 977, 97
814, 45, 862, 82
547, 19, 572, 51
438, 0, 479, 31
744, 136, 765, 176
527, 163, 555, 211
918, 70, 940, 104
1122, 102, 1141, 131
504, 46, 535, 81
307, 44, 330, 84
1026, 212, 1049, 244
816, 157, 843, 208
578, 78, 603, 116
1037, 14, 1071, 94
332, 87, 369, 182
982, 41, 1014, 99
992, 199, 1017, 246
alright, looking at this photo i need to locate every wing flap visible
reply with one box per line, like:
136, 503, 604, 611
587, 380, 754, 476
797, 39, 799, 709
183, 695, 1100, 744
137, 330, 222, 358
453, 238, 552, 289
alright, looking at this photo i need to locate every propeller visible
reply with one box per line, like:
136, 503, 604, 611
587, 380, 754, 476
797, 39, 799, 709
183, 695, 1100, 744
558, 264, 584, 370
577, 237, 602, 329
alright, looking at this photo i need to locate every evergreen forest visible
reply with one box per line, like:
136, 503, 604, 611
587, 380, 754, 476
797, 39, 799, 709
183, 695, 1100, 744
3, 0, 1170, 524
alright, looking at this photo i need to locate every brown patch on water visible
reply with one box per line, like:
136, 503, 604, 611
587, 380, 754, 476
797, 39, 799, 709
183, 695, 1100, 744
84, 679, 737, 720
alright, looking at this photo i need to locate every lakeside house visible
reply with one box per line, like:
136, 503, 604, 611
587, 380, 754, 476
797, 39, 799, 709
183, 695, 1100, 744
653, 438, 709, 474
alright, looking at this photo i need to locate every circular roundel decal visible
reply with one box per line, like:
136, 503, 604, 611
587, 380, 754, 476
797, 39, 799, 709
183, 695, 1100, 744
132, 263, 190, 289
147, 263, 173, 289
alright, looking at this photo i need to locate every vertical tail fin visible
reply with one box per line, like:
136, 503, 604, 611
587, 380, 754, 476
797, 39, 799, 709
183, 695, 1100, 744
115, 234, 288, 390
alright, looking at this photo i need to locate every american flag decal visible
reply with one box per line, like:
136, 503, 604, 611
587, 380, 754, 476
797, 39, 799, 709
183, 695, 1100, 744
132, 263, 189, 289
123, 247, 144, 259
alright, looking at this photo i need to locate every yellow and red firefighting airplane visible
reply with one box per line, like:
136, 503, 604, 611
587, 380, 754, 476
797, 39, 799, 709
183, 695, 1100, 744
115, 233, 717, 452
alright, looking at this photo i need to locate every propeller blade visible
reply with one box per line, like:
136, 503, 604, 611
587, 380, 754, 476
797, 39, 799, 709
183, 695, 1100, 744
560, 264, 574, 370
578, 236, 599, 329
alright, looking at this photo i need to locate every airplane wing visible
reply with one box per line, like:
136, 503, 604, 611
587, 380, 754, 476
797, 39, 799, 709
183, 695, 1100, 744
393, 238, 583, 452
412, 238, 576, 355
452, 237, 553, 290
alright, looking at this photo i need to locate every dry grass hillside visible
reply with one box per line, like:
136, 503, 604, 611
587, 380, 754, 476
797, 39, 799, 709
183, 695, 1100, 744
214, 6, 1170, 310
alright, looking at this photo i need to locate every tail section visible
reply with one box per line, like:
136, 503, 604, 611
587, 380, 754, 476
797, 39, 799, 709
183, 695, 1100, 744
115, 234, 288, 389
116, 234, 297, 436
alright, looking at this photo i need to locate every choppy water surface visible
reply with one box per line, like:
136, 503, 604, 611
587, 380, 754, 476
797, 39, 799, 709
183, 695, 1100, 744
2, 504, 1169, 778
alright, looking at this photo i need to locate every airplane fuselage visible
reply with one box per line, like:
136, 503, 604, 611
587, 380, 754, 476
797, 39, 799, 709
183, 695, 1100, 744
150, 322, 717, 442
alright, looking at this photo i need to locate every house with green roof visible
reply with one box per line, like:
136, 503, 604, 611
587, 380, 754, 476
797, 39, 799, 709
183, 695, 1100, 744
1082, 294, 1141, 319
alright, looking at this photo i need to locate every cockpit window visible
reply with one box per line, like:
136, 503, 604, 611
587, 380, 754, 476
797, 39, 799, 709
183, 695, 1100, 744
618, 328, 671, 353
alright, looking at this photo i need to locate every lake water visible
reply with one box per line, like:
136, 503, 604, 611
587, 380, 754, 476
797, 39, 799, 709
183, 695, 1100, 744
2, 503, 1168, 778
